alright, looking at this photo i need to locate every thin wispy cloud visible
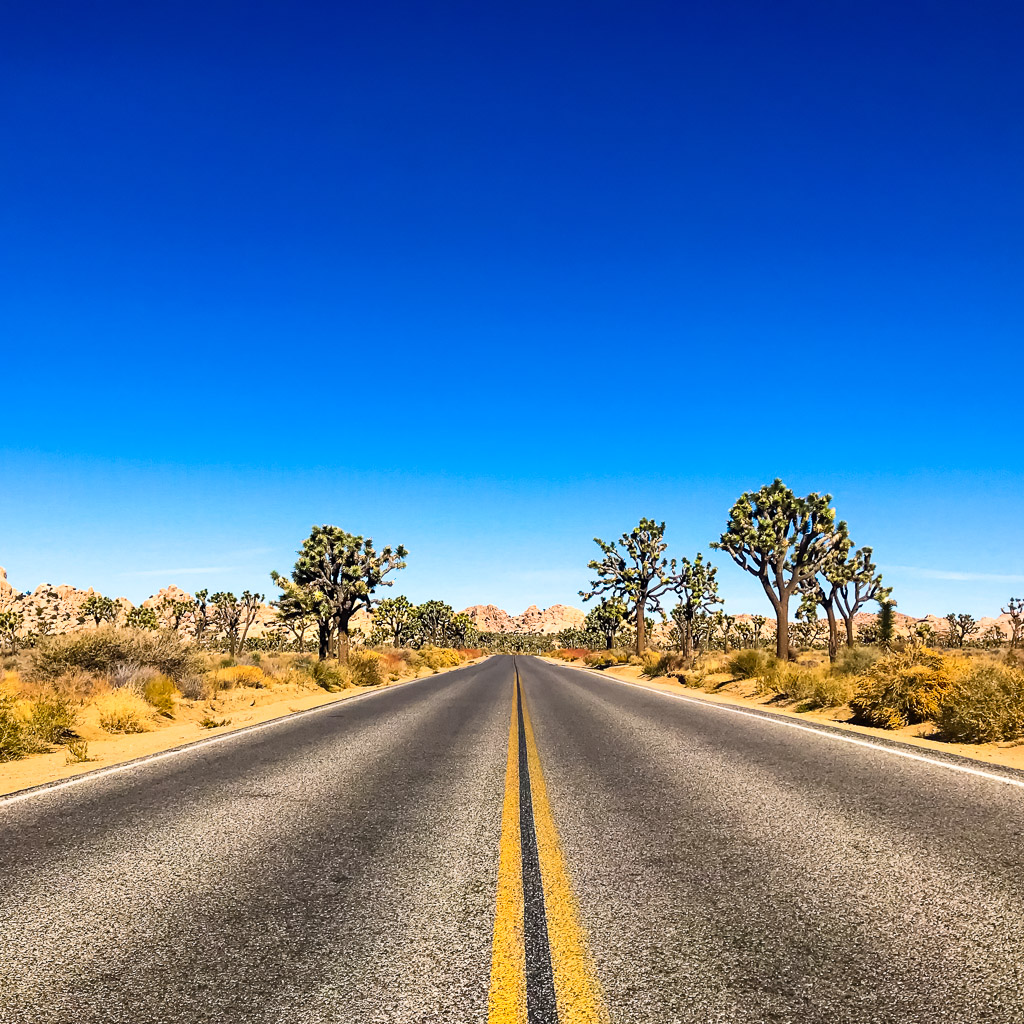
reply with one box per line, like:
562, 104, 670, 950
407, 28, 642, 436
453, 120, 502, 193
883, 565, 1024, 583
119, 567, 235, 577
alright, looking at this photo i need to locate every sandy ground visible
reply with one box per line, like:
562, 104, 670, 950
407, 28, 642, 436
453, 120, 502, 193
543, 657, 1024, 774
0, 658, 486, 797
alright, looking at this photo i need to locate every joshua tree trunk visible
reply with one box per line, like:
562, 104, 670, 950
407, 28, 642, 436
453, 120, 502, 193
825, 604, 839, 662
843, 613, 856, 648
636, 604, 646, 655
774, 595, 790, 660
317, 620, 331, 661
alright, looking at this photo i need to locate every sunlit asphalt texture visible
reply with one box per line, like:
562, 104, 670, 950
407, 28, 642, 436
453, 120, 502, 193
2, 655, 1023, 1022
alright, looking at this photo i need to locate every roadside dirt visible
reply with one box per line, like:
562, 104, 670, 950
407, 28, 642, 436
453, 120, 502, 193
544, 658, 1024, 774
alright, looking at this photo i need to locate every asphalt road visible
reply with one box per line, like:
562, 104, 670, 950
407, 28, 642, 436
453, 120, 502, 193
2, 655, 1024, 1022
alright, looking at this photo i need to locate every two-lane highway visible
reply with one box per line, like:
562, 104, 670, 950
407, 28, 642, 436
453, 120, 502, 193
2, 655, 1024, 1022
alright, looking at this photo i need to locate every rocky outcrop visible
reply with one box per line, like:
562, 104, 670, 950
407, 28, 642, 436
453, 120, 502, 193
461, 603, 585, 634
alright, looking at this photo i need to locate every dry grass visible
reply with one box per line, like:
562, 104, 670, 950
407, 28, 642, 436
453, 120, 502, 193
95, 691, 151, 734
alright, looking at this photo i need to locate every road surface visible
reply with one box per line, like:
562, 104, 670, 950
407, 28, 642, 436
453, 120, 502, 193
2, 655, 1023, 1022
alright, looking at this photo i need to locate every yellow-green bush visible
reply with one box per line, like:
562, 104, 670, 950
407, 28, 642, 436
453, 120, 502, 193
142, 675, 177, 715
31, 626, 198, 681
728, 649, 774, 679
26, 694, 77, 743
96, 691, 150, 734
584, 648, 630, 669
348, 650, 384, 687
0, 691, 31, 761
419, 646, 461, 671
306, 660, 351, 692
933, 664, 1024, 743
849, 647, 954, 729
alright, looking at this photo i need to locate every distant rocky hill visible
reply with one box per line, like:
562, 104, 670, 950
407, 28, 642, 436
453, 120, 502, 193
0, 567, 1015, 642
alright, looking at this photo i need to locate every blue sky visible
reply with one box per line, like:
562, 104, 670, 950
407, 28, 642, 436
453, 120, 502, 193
2, 1, 1022, 617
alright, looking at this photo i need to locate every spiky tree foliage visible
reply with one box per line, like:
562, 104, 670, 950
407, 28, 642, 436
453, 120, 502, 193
190, 589, 211, 643
944, 612, 979, 649
720, 613, 736, 653
157, 597, 192, 632
669, 553, 722, 659
797, 533, 853, 663
273, 525, 407, 662
271, 573, 331, 657
751, 615, 767, 649
209, 591, 263, 657
370, 596, 416, 646
581, 519, 682, 655
0, 610, 23, 654
126, 606, 159, 630
831, 547, 891, 648
1002, 598, 1024, 649
713, 480, 848, 660
412, 600, 459, 647
878, 601, 896, 646
583, 600, 627, 651
79, 594, 118, 628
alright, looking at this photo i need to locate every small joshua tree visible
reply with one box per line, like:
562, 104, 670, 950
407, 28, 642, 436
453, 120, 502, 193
1003, 598, 1023, 649
944, 612, 979, 649
79, 594, 118, 627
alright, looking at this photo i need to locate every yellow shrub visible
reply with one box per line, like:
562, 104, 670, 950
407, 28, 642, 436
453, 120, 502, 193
210, 665, 266, 690
95, 692, 150, 734
849, 647, 956, 728
143, 675, 177, 715
419, 647, 461, 670
348, 650, 384, 687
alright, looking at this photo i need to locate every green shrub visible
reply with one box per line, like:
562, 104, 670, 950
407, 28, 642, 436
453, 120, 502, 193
728, 649, 774, 679
26, 694, 77, 744
833, 646, 878, 676
306, 660, 351, 692
142, 675, 177, 715
934, 665, 1024, 743
31, 627, 199, 681
849, 647, 952, 729
641, 651, 690, 678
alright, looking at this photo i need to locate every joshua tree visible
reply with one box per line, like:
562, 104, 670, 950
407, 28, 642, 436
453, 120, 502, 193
190, 589, 211, 643
1002, 598, 1023, 649
832, 547, 891, 648
720, 613, 736, 653
944, 612, 979, 649
713, 480, 848, 660
751, 615, 767, 649
157, 596, 192, 632
371, 595, 416, 646
273, 525, 407, 662
582, 519, 681, 655
798, 534, 855, 662
878, 600, 896, 646
669, 553, 722, 659
209, 591, 263, 657
583, 600, 627, 651
0, 610, 23, 654
412, 600, 459, 647
126, 606, 159, 630
79, 594, 118, 627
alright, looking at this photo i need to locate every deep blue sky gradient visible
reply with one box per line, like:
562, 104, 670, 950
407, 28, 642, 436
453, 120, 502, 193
2, 1, 1022, 616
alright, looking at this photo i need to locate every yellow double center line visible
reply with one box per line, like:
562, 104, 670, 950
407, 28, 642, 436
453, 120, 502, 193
488, 661, 610, 1024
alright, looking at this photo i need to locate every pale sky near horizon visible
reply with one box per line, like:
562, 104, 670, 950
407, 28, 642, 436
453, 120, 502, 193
2, 2, 1022, 619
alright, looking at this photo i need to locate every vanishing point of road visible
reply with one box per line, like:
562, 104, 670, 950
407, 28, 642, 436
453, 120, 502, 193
2, 655, 1023, 1023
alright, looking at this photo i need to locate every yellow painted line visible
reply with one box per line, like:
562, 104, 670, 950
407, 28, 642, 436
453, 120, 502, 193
520, 680, 611, 1024
487, 676, 528, 1023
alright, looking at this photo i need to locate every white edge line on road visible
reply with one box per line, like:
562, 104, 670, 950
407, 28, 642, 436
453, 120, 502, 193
565, 663, 1024, 791
0, 657, 492, 810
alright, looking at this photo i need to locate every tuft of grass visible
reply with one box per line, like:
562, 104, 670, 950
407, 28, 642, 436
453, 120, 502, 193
641, 651, 690, 678
199, 715, 231, 729
65, 738, 93, 764
209, 665, 265, 691
142, 675, 177, 715
305, 660, 351, 692
832, 646, 879, 676
95, 691, 150, 734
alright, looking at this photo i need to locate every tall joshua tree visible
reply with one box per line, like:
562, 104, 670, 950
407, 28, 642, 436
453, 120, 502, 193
581, 518, 680, 655
1002, 598, 1023, 649
713, 479, 848, 660
670, 553, 723, 660
832, 547, 891, 648
273, 525, 407, 662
